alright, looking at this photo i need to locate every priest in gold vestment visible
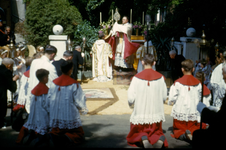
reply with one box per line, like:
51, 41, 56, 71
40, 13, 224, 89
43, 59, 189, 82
92, 32, 113, 82
136, 35, 157, 73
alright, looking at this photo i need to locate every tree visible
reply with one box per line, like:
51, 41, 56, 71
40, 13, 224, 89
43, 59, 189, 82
24, 0, 82, 47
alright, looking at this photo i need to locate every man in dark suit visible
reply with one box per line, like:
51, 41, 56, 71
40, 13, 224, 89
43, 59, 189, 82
169, 50, 186, 82
0, 58, 19, 128
72, 46, 84, 80
52, 50, 73, 76
0, 20, 7, 47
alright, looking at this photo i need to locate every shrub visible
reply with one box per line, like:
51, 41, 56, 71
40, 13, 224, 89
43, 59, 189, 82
24, 0, 82, 47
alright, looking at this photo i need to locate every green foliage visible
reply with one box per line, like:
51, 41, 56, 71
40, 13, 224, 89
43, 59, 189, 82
73, 20, 99, 50
24, 0, 82, 47
73, 20, 99, 69
86, 0, 105, 10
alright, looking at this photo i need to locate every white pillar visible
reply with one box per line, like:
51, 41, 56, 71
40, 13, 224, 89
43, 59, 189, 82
49, 35, 68, 61
180, 37, 201, 63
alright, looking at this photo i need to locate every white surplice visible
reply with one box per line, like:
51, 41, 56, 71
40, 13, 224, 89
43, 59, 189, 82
27, 55, 58, 113
17, 71, 29, 108
23, 83, 49, 135
48, 75, 88, 130
168, 75, 202, 122
210, 63, 226, 108
92, 39, 113, 82
128, 69, 167, 125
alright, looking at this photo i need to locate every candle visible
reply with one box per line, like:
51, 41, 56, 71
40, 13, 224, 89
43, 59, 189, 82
130, 9, 132, 23
100, 12, 102, 23
157, 9, 160, 22
112, 9, 113, 21
142, 12, 144, 25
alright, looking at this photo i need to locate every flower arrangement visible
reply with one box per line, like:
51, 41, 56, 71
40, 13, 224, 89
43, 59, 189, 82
99, 20, 113, 35
132, 21, 143, 29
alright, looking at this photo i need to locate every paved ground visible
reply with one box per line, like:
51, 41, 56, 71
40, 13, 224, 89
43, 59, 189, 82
0, 79, 192, 148
0, 110, 192, 148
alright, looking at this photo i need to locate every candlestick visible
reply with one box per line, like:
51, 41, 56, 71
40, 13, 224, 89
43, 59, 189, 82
157, 9, 160, 22
112, 9, 113, 21
142, 12, 144, 25
100, 12, 102, 24
130, 9, 132, 23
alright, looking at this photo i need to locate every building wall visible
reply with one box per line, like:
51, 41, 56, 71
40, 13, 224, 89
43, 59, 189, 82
0, 0, 11, 28
0, 0, 26, 31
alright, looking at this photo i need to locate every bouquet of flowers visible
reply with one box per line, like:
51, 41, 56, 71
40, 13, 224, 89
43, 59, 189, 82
99, 20, 113, 35
132, 21, 143, 29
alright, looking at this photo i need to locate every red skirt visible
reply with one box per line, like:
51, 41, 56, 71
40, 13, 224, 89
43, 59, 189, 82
50, 127, 84, 144
126, 122, 168, 148
16, 126, 38, 144
171, 119, 207, 139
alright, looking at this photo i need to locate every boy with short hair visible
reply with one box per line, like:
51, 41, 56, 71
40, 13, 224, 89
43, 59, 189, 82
16, 69, 50, 145
195, 71, 211, 107
48, 60, 88, 147
168, 59, 207, 143
126, 54, 168, 148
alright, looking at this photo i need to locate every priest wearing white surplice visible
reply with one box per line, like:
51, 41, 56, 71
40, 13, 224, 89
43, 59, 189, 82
209, 51, 226, 109
108, 16, 140, 69
27, 45, 58, 114
92, 32, 113, 82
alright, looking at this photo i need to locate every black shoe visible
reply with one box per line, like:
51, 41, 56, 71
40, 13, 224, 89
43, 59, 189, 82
22, 130, 36, 145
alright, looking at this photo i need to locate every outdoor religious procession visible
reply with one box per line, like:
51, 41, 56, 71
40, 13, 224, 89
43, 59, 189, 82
1, 0, 226, 149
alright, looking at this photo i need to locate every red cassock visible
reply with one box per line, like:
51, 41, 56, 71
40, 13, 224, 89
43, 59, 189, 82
171, 75, 208, 139
105, 32, 140, 60
126, 69, 168, 148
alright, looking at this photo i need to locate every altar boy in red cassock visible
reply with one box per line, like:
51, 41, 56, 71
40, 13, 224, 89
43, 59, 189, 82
126, 54, 168, 148
16, 69, 50, 145
48, 60, 88, 147
168, 59, 207, 143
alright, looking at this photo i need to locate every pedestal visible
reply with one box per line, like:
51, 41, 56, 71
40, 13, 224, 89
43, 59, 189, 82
180, 37, 201, 63
49, 35, 68, 61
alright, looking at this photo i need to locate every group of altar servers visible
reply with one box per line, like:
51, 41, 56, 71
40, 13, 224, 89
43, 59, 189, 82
0, 45, 88, 147
127, 52, 226, 149
1, 42, 225, 148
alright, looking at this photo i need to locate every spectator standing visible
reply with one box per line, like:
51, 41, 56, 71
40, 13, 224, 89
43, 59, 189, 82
72, 46, 84, 80
169, 50, 185, 82
0, 58, 19, 128
5, 26, 16, 45
52, 50, 73, 76
28, 45, 58, 114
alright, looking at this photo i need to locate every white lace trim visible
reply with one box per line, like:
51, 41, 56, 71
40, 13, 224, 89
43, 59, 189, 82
50, 119, 82, 129
92, 76, 112, 82
23, 124, 48, 135
171, 109, 201, 122
130, 114, 165, 125
114, 56, 133, 68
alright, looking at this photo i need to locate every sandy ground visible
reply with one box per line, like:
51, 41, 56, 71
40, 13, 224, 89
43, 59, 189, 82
80, 79, 173, 115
